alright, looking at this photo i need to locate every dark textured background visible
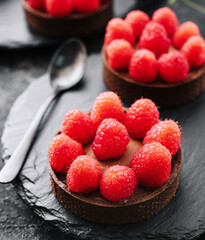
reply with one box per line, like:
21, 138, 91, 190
1, 0, 205, 239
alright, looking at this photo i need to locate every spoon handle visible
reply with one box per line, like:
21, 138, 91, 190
0, 92, 57, 184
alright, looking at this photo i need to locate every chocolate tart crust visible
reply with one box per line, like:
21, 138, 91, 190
48, 129, 182, 224
102, 45, 205, 107
22, 0, 113, 37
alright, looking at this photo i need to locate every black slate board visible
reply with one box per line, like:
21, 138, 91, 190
1, 0, 205, 49
2, 50, 205, 239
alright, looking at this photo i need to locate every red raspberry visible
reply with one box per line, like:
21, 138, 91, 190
158, 51, 189, 83
152, 7, 178, 37
130, 142, 171, 188
28, 0, 45, 10
138, 21, 171, 58
106, 39, 135, 70
143, 120, 181, 156
67, 156, 101, 194
49, 134, 84, 174
125, 10, 150, 38
75, 0, 100, 13
104, 18, 135, 46
100, 165, 137, 202
181, 36, 205, 68
91, 91, 124, 128
92, 118, 130, 160
61, 109, 95, 144
173, 21, 200, 49
45, 0, 74, 17
124, 99, 159, 139
129, 49, 157, 83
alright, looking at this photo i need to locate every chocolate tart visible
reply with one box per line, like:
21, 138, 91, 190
48, 110, 182, 224
22, 0, 113, 37
103, 45, 205, 107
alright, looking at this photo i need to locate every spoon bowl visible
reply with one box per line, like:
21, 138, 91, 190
49, 38, 87, 92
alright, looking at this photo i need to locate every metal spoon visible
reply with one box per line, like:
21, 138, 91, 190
0, 38, 87, 184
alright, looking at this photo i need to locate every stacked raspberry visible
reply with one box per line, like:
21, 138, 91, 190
48, 91, 181, 202
28, 0, 108, 17
105, 7, 205, 84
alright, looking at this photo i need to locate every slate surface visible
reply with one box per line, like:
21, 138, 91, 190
2, 49, 205, 239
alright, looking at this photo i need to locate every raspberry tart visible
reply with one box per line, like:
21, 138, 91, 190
48, 92, 182, 224
103, 8, 205, 107
22, 0, 113, 37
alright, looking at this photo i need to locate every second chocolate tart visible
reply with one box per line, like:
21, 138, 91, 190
102, 46, 205, 108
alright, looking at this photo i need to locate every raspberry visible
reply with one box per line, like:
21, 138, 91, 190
129, 49, 157, 83
100, 165, 137, 202
45, 0, 74, 17
158, 51, 189, 83
173, 21, 200, 49
28, 0, 45, 10
49, 134, 84, 174
125, 10, 150, 38
152, 7, 178, 37
92, 118, 130, 160
124, 99, 159, 139
91, 91, 124, 128
67, 156, 101, 194
75, 0, 100, 13
61, 109, 95, 144
143, 120, 181, 156
104, 18, 135, 46
130, 142, 171, 188
138, 21, 171, 58
106, 39, 135, 70
181, 36, 205, 68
